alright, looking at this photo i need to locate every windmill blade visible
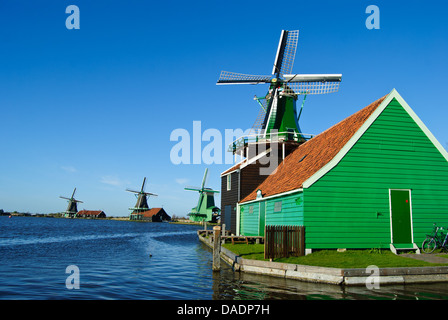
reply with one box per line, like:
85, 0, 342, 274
217, 71, 272, 85
283, 74, 342, 83
126, 188, 140, 193
272, 30, 299, 76
201, 168, 208, 190
140, 177, 146, 192
204, 188, 220, 194
59, 196, 71, 200
185, 186, 201, 191
71, 188, 77, 198
282, 80, 341, 95
249, 95, 268, 136
142, 192, 158, 197
195, 191, 203, 213
74, 200, 84, 203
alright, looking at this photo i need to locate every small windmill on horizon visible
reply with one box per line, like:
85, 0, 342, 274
185, 168, 220, 223
127, 177, 158, 220
59, 188, 83, 218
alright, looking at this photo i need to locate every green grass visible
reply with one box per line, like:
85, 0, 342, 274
222, 244, 448, 268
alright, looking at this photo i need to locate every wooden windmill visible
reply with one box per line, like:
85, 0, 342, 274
217, 30, 342, 158
127, 177, 157, 220
59, 188, 83, 218
184, 168, 220, 223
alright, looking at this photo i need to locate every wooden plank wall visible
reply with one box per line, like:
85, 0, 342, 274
221, 170, 240, 234
305, 98, 448, 249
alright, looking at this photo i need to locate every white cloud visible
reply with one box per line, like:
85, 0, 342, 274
61, 166, 77, 173
175, 178, 189, 185
101, 176, 129, 187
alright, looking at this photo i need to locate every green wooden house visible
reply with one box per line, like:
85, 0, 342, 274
237, 89, 448, 253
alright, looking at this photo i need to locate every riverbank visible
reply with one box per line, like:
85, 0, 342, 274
198, 231, 448, 286
2, 214, 200, 224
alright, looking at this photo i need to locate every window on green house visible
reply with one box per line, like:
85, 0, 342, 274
249, 205, 253, 214
274, 201, 282, 213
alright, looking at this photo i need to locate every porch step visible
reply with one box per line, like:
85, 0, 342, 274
390, 243, 421, 254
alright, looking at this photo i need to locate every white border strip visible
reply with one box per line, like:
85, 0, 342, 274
239, 188, 303, 205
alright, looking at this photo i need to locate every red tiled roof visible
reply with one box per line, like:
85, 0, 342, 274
77, 210, 104, 216
240, 94, 387, 203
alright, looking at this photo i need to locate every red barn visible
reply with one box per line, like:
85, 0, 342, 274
76, 210, 106, 219
136, 208, 171, 222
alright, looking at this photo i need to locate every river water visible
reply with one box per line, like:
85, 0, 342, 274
0, 216, 447, 300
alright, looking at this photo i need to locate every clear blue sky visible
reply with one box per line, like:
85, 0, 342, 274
0, 0, 447, 216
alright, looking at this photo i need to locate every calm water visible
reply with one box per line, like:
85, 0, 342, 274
1, 216, 448, 300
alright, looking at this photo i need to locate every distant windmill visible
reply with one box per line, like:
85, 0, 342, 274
59, 188, 83, 218
185, 168, 220, 223
127, 177, 157, 219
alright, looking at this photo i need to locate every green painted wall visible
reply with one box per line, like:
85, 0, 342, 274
265, 192, 304, 226
240, 192, 304, 236
240, 201, 260, 236
304, 98, 448, 249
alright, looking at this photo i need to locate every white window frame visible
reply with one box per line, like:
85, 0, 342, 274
226, 174, 231, 191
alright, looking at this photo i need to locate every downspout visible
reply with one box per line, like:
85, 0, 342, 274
236, 169, 241, 236
236, 203, 240, 237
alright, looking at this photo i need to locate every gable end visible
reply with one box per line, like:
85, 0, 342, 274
303, 89, 448, 188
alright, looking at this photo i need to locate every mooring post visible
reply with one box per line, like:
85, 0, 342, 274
212, 225, 221, 271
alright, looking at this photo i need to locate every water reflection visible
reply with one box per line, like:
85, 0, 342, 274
1, 217, 448, 300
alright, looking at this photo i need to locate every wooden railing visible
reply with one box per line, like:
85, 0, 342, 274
264, 225, 305, 260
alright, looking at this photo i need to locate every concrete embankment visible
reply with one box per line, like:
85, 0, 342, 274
198, 232, 448, 286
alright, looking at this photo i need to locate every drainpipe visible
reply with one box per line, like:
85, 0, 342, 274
236, 203, 240, 236
236, 169, 241, 236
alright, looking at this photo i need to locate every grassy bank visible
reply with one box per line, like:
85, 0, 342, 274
222, 244, 448, 268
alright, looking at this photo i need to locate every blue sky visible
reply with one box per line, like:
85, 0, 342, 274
0, 0, 447, 216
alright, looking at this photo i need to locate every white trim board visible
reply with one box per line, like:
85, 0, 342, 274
388, 188, 415, 245
220, 148, 273, 177
239, 188, 303, 205
303, 88, 448, 189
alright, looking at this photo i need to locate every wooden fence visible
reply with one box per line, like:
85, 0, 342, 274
264, 225, 305, 260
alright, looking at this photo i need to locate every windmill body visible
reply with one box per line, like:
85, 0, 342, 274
218, 30, 342, 159
59, 188, 83, 218
185, 169, 220, 223
127, 177, 158, 220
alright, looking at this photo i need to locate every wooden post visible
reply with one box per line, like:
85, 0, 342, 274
212, 226, 221, 271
